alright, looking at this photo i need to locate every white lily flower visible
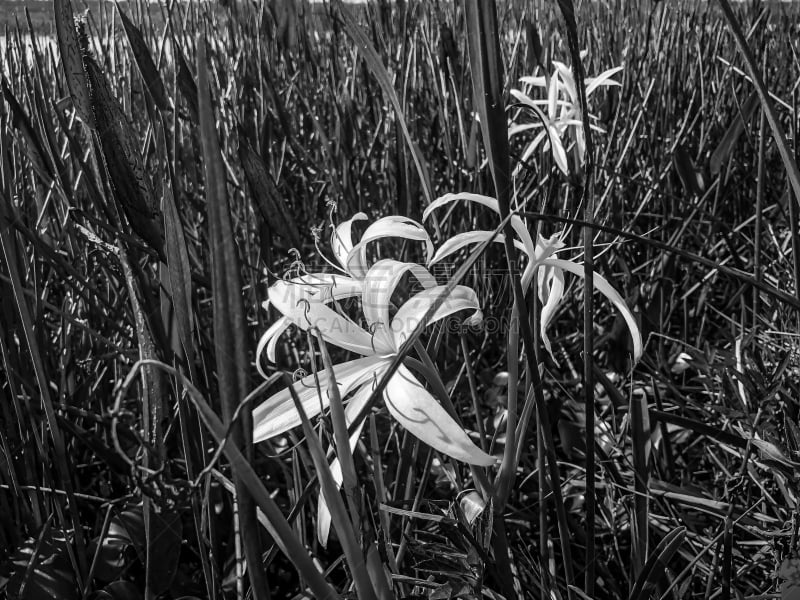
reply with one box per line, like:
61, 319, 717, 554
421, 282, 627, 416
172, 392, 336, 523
254, 224, 496, 544
255, 212, 433, 371
423, 192, 642, 363
510, 62, 622, 176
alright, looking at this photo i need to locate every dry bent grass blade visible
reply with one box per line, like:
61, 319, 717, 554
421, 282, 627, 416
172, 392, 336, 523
196, 37, 269, 600
82, 49, 165, 258
53, 0, 93, 128
338, 4, 434, 210
118, 246, 177, 596
116, 3, 170, 111
118, 361, 341, 600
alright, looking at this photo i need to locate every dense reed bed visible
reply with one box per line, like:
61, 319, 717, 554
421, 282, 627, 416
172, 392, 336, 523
1, 0, 800, 598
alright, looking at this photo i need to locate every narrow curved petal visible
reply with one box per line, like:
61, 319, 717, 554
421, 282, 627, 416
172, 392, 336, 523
390, 285, 482, 347
428, 231, 527, 266
253, 356, 384, 442
542, 258, 643, 363
585, 66, 623, 97
317, 382, 375, 547
345, 216, 434, 277
362, 260, 437, 349
548, 69, 562, 118
256, 316, 291, 376
384, 365, 496, 466
552, 62, 578, 104
331, 212, 368, 271
422, 192, 536, 256
549, 128, 570, 175
538, 266, 565, 360
508, 122, 542, 138
269, 280, 374, 355
518, 75, 547, 88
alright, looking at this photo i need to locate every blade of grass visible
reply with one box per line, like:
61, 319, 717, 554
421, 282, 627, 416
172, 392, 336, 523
196, 36, 269, 600
464, 0, 575, 594
629, 390, 650, 582
554, 0, 598, 592
116, 2, 170, 111
54, 0, 94, 128
287, 369, 379, 600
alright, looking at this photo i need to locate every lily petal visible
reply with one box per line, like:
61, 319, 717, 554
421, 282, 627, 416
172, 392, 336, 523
346, 216, 434, 278
422, 192, 536, 256
585, 66, 623, 97
428, 231, 527, 266
384, 365, 497, 466
331, 212, 368, 271
269, 280, 374, 355
552, 61, 578, 104
538, 265, 565, 360
256, 316, 291, 375
391, 285, 482, 347
542, 258, 643, 363
253, 356, 385, 442
362, 259, 437, 350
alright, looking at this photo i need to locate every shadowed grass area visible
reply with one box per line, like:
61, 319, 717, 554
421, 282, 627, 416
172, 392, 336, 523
1, 0, 800, 598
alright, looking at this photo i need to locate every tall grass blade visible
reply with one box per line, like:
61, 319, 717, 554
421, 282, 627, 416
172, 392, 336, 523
287, 369, 379, 600
116, 3, 170, 111
53, 0, 94, 128
630, 390, 650, 583
117, 246, 173, 597
464, 0, 575, 594
196, 37, 269, 600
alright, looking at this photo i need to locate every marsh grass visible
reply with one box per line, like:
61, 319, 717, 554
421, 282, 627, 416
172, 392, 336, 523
1, 0, 800, 598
